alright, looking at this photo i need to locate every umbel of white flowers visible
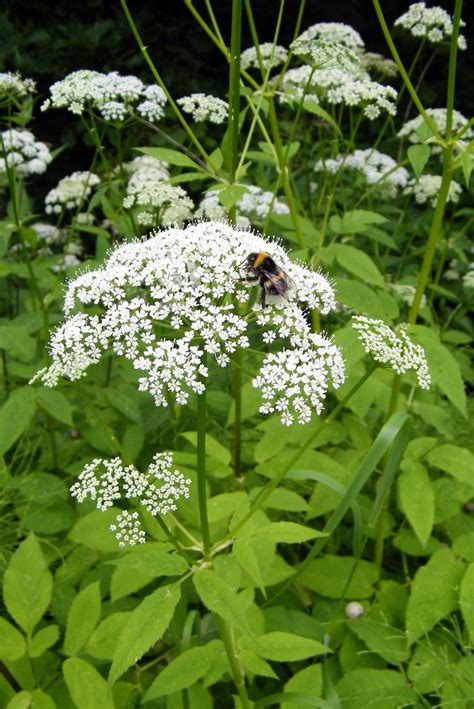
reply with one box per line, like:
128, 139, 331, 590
32, 221, 345, 426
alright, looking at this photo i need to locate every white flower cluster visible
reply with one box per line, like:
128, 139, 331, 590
314, 149, 409, 197
0, 72, 36, 101
32, 223, 66, 246
359, 52, 398, 78
297, 22, 365, 49
398, 108, 473, 153
352, 316, 431, 389
177, 94, 228, 124
403, 175, 462, 207
124, 171, 193, 227
253, 333, 345, 425
462, 269, 474, 289
394, 3, 467, 50
195, 186, 289, 227
290, 38, 359, 72
33, 221, 342, 424
123, 154, 170, 181
70, 452, 191, 547
241, 43, 288, 71
45, 171, 100, 214
389, 283, 427, 308
0, 129, 52, 176
42, 70, 167, 122
280, 64, 397, 120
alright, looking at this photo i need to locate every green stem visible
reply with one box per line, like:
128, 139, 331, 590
216, 364, 377, 549
197, 354, 210, 557
227, 0, 242, 224
445, 0, 463, 141
233, 347, 243, 479
216, 618, 250, 708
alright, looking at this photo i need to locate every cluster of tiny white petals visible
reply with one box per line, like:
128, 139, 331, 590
32, 223, 65, 246
394, 3, 467, 49
398, 108, 473, 153
390, 283, 427, 308
45, 171, 100, 214
124, 172, 193, 226
195, 186, 289, 227
177, 94, 228, 124
34, 222, 340, 419
42, 70, 167, 122
462, 269, 474, 289
296, 22, 365, 49
290, 38, 360, 72
403, 175, 462, 207
358, 52, 398, 78
314, 149, 409, 197
123, 154, 170, 180
0, 129, 52, 176
70, 452, 191, 547
280, 64, 397, 119
0, 72, 36, 100
352, 316, 431, 389
253, 332, 346, 425
240, 43, 288, 71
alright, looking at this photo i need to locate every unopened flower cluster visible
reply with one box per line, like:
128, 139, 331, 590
352, 316, 431, 389
0, 72, 36, 101
241, 43, 288, 71
403, 175, 462, 207
33, 221, 344, 425
45, 171, 100, 214
177, 94, 227, 124
314, 149, 409, 197
42, 70, 167, 122
70, 452, 191, 547
394, 3, 467, 50
195, 186, 289, 228
297, 22, 364, 49
0, 129, 52, 176
398, 108, 473, 154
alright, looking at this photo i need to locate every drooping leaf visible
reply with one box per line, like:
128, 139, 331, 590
249, 632, 330, 662
407, 144, 430, 178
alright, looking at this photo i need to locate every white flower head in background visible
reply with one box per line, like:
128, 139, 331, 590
124, 154, 170, 181
42, 70, 167, 123
403, 175, 462, 207
0, 72, 36, 101
70, 452, 191, 547
296, 22, 365, 49
32, 221, 343, 426
0, 129, 52, 176
177, 94, 228, 124
290, 38, 360, 72
124, 174, 194, 227
358, 52, 398, 78
195, 186, 289, 228
398, 108, 473, 154
352, 316, 431, 389
394, 2, 467, 49
240, 43, 288, 71
45, 171, 100, 214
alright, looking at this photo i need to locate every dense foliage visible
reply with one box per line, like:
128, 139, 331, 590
0, 1, 473, 707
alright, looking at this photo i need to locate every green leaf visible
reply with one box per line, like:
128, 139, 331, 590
143, 640, 224, 701
135, 147, 202, 170
0, 325, 36, 361
234, 538, 267, 593
251, 632, 330, 661
109, 544, 187, 602
0, 617, 26, 661
426, 444, 474, 488
301, 99, 342, 136
3, 532, 53, 635
0, 387, 36, 456
254, 522, 327, 544
240, 649, 278, 679
330, 209, 386, 235
218, 185, 249, 210
460, 563, 474, 643
64, 582, 101, 656
63, 657, 114, 709
193, 569, 252, 636
85, 612, 131, 661
336, 668, 417, 709
28, 625, 59, 658
335, 280, 391, 319
282, 665, 323, 709
180, 431, 231, 465
250, 487, 309, 512
35, 388, 73, 425
407, 144, 430, 178
333, 244, 384, 286
109, 583, 181, 684
7, 690, 56, 709
398, 461, 434, 547
348, 617, 409, 664
406, 547, 465, 643
459, 150, 473, 186
69, 509, 121, 552
299, 555, 379, 599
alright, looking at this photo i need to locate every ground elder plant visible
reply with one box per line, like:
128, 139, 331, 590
0, 1, 473, 708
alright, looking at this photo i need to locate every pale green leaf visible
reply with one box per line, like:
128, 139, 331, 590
298, 555, 379, 599
348, 617, 409, 664
193, 569, 253, 636
337, 668, 417, 709
63, 657, 114, 709
0, 617, 26, 661
35, 388, 73, 425
64, 582, 101, 655
28, 625, 60, 658
333, 244, 384, 286
407, 144, 430, 178
85, 612, 131, 661
251, 632, 330, 661
426, 444, 474, 487
135, 147, 201, 170
398, 461, 435, 547
0, 387, 36, 456
254, 522, 327, 544
459, 563, 474, 643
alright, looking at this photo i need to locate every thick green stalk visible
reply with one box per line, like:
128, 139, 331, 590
197, 355, 210, 557
216, 618, 250, 708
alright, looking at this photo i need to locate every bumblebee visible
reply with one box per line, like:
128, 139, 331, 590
241, 252, 295, 308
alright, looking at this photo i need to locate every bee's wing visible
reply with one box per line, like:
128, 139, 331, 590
261, 268, 293, 297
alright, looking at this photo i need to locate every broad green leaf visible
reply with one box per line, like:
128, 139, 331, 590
35, 388, 73, 426
0, 325, 35, 361
143, 640, 224, 700
407, 144, 430, 177
282, 665, 323, 709
7, 690, 56, 709
330, 209, 386, 235
109, 545, 187, 602
69, 508, 121, 552
0, 387, 36, 456
64, 582, 101, 655
408, 634, 459, 694
335, 279, 391, 319
85, 612, 131, 661
0, 618, 26, 661
180, 431, 231, 465
333, 244, 384, 286
240, 649, 277, 679
264, 607, 324, 643
109, 583, 181, 684
460, 563, 474, 642
336, 668, 417, 709
348, 617, 409, 664
459, 150, 473, 186
406, 547, 465, 643
135, 147, 202, 170
193, 569, 252, 636
440, 656, 474, 705
63, 657, 114, 708
3, 533, 53, 635
16, 473, 68, 504
453, 531, 474, 562
169, 171, 209, 184
298, 555, 379, 599
254, 522, 327, 544
207, 492, 249, 523
250, 487, 309, 512
218, 185, 249, 210
250, 632, 330, 661
398, 461, 434, 547
28, 625, 59, 658
426, 444, 474, 487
